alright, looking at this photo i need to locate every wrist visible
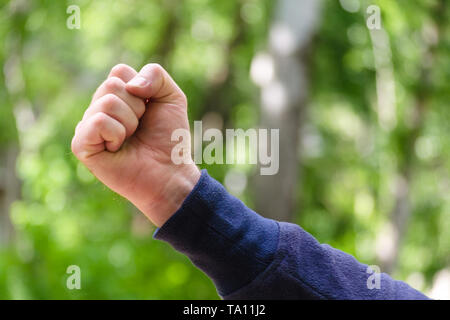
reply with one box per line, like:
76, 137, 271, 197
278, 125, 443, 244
139, 164, 201, 227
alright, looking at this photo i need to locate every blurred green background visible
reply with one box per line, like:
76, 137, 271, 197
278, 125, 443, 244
0, 0, 449, 299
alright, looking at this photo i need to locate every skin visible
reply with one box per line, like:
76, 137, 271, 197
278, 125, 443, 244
71, 63, 200, 227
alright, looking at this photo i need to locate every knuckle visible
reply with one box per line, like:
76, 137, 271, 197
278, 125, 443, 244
71, 136, 80, 156
71, 125, 86, 159
179, 92, 188, 106
145, 63, 164, 75
101, 93, 121, 111
91, 112, 109, 127
110, 63, 129, 76
103, 76, 124, 91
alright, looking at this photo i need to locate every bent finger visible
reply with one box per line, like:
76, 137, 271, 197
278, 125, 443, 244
83, 94, 139, 137
125, 63, 187, 106
91, 77, 146, 118
72, 112, 126, 160
108, 63, 138, 82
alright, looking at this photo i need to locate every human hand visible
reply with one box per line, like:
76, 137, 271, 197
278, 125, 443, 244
71, 64, 200, 227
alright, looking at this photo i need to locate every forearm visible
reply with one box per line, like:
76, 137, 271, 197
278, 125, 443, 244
224, 222, 429, 299
154, 170, 429, 300
154, 169, 279, 296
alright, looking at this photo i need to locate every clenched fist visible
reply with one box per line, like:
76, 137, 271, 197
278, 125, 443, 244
71, 64, 200, 227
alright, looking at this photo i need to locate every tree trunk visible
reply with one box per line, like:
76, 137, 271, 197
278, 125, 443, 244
252, 0, 321, 222
201, 0, 247, 124
375, 0, 445, 274
0, 145, 20, 245
0, 3, 30, 246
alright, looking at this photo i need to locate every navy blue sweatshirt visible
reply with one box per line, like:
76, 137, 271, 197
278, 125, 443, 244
154, 170, 429, 300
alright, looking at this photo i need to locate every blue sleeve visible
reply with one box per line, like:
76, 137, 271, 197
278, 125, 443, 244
154, 170, 429, 300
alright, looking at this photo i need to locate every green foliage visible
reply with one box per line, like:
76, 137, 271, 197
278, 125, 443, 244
0, 0, 448, 299
0, 0, 273, 299
301, 0, 450, 289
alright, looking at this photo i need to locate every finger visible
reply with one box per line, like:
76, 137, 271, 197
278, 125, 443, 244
72, 112, 126, 160
108, 63, 138, 82
83, 94, 139, 137
91, 76, 146, 118
125, 63, 187, 106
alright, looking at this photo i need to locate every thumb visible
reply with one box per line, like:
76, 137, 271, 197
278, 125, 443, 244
125, 63, 187, 105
